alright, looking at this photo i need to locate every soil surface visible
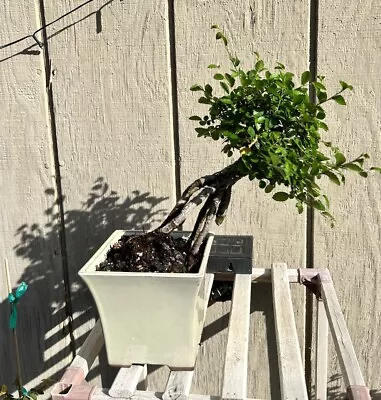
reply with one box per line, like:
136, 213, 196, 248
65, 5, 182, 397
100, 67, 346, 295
96, 231, 201, 273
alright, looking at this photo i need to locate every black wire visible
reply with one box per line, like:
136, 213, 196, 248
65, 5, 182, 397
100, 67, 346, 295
0, 0, 96, 49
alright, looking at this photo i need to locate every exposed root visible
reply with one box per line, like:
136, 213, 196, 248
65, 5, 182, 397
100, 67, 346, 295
154, 159, 247, 270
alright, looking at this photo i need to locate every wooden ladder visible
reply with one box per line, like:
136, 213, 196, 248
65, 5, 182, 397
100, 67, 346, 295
51, 265, 371, 400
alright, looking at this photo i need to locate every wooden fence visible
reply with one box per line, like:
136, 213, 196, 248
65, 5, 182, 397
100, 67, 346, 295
1, 1, 380, 398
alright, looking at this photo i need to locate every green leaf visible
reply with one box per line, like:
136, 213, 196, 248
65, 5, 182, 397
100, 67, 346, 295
332, 95, 346, 105
272, 192, 289, 201
189, 116, 202, 121
370, 167, 381, 173
312, 82, 326, 91
195, 127, 209, 135
335, 152, 346, 166
317, 90, 328, 103
265, 184, 275, 193
255, 59, 264, 71
312, 199, 326, 211
248, 126, 255, 137
211, 24, 219, 29
359, 171, 368, 177
220, 81, 230, 94
275, 62, 285, 70
318, 121, 329, 131
323, 170, 341, 185
259, 180, 266, 189
230, 56, 240, 67
301, 71, 311, 85
225, 73, 235, 87
339, 80, 353, 90
208, 64, 220, 69
343, 163, 362, 172
214, 73, 224, 80
198, 97, 212, 104
204, 84, 213, 96
190, 84, 203, 91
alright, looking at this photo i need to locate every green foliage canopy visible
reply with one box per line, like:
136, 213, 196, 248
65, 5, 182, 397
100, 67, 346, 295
190, 25, 379, 225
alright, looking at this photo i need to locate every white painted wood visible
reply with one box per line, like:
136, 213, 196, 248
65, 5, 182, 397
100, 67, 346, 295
93, 389, 266, 400
163, 371, 194, 400
315, 1, 381, 392
109, 365, 147, 399
320, 279, 366, 388
315, 299, 328, 400
221, 274, 251, 400
70, 319, 104, 376
0, 0, 70, 393
271, 263, 308, 400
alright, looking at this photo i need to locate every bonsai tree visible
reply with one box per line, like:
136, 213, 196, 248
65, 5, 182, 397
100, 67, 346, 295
150, 25, 379, 266
104, 25, 379, 273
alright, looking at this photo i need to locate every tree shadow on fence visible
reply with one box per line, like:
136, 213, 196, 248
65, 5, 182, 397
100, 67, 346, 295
0, 177, 168, 392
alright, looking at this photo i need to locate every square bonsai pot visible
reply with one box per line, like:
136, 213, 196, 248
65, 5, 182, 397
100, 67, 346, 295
78, 230, 214, 369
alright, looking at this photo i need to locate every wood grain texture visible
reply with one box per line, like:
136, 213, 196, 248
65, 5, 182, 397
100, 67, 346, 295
271, 263, 308, 400
0, 0, 71, 393
315, 1, 381, 394
42, 0, 175, 387
174, 2, 309, 398
109, 365, 147, 399
315, 300, 328, 400
321, 279, 365, 388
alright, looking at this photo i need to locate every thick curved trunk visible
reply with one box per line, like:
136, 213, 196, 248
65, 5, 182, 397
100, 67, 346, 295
154, 158, 247, 269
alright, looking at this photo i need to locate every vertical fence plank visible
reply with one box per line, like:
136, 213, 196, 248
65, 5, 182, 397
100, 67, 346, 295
315, 1, 381, 393
42, 0, 175, 387
0, 0, 71, 392
174, 2, 310, 398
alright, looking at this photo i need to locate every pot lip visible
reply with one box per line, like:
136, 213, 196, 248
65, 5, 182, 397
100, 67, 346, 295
78, 230, 215, 278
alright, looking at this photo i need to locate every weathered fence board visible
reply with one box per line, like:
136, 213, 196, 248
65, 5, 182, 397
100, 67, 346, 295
41, 0, 175, 387
173, 2, 309, 397
0, 0, 71, 392
315, 1, 381, 395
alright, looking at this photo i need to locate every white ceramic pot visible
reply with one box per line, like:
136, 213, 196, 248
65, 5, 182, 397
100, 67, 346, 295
78, 230, 214, 369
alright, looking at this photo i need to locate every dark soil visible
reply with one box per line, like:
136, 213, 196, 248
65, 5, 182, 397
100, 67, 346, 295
96, 231, 202, 273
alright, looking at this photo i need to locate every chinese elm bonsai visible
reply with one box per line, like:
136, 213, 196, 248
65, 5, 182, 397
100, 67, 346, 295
99, 25, 380, 273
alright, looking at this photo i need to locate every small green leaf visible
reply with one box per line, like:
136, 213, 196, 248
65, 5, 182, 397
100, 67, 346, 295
275, 62, 285, 70
359, 171, 368, 177
343, 163, 362, 172
335, 152, 346, 166
225, 73, 235, 87
255, 59, 264, 71
265, 184, 275, 193
208, 64, 220, 69
198, 97, 212, 104
214, 73, 224, 80
312, 82, 326, 91
190, 84, 203, 91
339, 80, 353, 90
230, 56, 240, 67
317, 90, 328, 103
211, 24, 219, 29
220, 81, 230, 94
195, 127, 209, 135
312, 200, 325, 211
301, 71, 311, 85
259, 180, 266, 189
272, 192, 289, 201
370, 167, 381, 173
332, 95, 346, 105
248, 126, 255, 137
189, 116, 202, 121
323, 170, 341, 185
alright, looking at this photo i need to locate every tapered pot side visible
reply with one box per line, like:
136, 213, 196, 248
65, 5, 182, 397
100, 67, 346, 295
78, 230, 214, 368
